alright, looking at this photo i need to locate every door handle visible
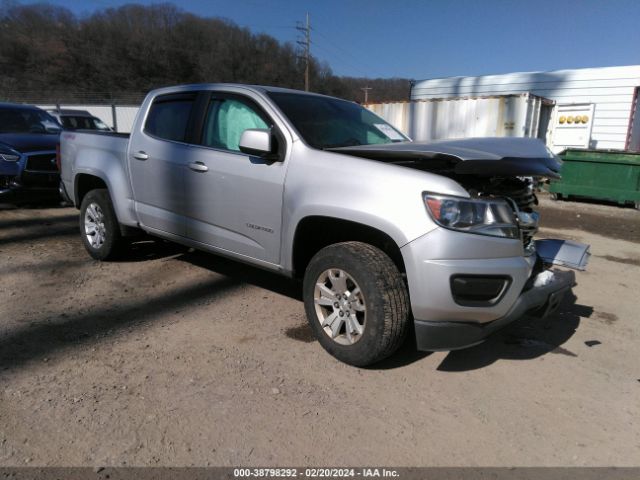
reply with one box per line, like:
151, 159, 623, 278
188, 162, 209, 172
133, 151, 149, 160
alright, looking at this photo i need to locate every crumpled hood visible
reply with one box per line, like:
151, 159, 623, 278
0, 133, 59, 154
328, 137, 562, 178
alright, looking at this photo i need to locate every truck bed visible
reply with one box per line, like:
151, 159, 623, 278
60, 130, 131, 206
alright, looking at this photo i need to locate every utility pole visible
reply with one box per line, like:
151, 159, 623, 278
361, 86, 372, 104
296, 13, 311, 91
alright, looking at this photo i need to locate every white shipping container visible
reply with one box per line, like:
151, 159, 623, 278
367, 93, 553, 143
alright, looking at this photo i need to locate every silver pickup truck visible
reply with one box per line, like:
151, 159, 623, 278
60, 84, 589, 366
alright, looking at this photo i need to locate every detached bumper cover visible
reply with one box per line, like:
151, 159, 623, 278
414, 269, 576, 351
535, 239, 590, 271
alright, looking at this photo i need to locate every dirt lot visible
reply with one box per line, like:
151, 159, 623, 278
0, 194, 639, 467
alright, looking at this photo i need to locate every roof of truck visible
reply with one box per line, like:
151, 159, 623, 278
148, 83, 341, 100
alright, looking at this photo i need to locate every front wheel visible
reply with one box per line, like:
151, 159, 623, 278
79, 189, 124, 260
303, 241, 410, 366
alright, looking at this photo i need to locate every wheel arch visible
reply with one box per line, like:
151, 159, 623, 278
291, 215, 407, 279
74, 173, 108, 207
75, 173, 140, 237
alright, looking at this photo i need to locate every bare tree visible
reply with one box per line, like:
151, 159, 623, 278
0, 1, 409, 103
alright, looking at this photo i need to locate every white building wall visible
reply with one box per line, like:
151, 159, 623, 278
411, 65, 640, 150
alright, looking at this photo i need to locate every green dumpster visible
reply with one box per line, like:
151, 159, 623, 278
549, 149, 640, 209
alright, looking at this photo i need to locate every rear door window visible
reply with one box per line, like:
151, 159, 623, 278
145, 94, 196, 142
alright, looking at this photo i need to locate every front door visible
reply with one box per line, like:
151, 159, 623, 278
183, 94, 287, 265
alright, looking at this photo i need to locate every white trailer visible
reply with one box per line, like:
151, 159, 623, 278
367, 93, 553, 143
410, 65, 640, 152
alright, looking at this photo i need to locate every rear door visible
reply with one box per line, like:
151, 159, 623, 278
183, 93, 288, 265
128, 92, 197, 236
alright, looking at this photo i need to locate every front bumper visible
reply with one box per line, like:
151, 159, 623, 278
0, 174, 59, 198
401, 227, 582, 352
413, 269, 575, 351
1, 150, 59, 196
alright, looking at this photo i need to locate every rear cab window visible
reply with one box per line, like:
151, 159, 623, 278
144, 93, 196, 142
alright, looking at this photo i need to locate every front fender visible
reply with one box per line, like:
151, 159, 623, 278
280, 144, 469, 272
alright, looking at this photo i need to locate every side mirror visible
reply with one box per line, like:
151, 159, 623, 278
239, 129, 273, 157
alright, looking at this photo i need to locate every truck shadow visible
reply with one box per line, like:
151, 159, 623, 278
115, 238, 191, 262
178, 250, 432, 369
0, 212, 78, 246
179, 249, 302, 300
0, 275, 240, 371
0, 191, 66, 210
436, 293, 591, 372
148, 241, 590, 371
0, 212, 78, 230
366, 332, 433, 369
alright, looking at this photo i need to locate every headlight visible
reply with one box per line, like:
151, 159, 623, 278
0, 147, 20, 162
423, 193, 518, 239
0, 153, 20, 162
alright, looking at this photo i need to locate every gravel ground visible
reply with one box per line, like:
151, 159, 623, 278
0, 194, 638, 467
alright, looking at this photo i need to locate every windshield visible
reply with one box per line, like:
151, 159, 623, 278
0, 107, 61, 134
268, 92, 407, 149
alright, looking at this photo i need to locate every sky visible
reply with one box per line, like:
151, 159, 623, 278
16, 0, 640, 79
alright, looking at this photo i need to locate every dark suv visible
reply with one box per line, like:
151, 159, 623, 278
0, 103, 62, 197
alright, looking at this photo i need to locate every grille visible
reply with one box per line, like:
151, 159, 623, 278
25, 153, 57, 172
518, 213, 539, 253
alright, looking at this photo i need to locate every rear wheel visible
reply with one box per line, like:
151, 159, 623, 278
303, 241, 410, 366
79, 189, 124, 260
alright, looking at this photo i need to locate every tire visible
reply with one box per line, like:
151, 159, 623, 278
302, 241, 410, 366
79, 189, 124, 260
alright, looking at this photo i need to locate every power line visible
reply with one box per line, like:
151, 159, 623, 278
311, 39, 373, 79
236, 24, 295, 31
311, 18, 386, 78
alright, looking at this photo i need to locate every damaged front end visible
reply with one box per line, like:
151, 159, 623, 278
457, 177, 590, 322
331, 137, 590, 266
333, 137, 590, 340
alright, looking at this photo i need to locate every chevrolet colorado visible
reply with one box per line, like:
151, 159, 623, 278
60, 84, 589, 366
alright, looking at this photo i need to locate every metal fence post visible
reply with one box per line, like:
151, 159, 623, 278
111, 104, 118, 132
